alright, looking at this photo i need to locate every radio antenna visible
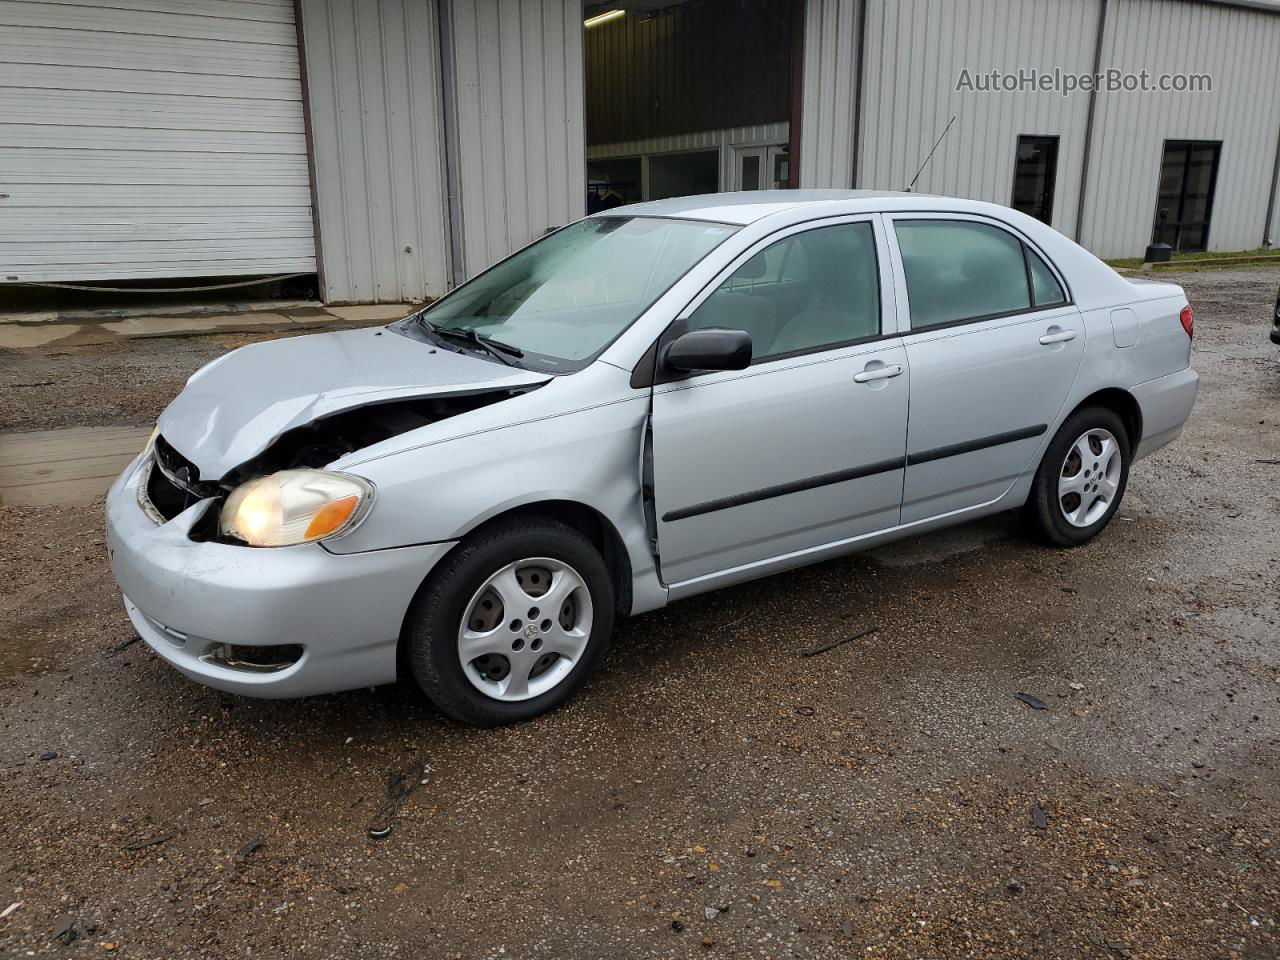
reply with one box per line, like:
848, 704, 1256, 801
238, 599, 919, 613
905, 115, 956, 192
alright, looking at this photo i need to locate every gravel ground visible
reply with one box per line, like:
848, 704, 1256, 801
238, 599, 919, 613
1, 270, 1278, 959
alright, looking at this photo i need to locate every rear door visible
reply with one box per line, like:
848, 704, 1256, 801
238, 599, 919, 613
650, 216, 909, 588
885, 215, 1084, 524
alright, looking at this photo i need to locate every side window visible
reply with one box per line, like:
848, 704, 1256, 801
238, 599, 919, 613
895, 220, 1031, 329
1026, 246, 1067, 306
686, 222, 880, 361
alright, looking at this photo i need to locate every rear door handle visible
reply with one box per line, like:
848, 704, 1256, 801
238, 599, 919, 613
853, 363, 904, 383
1039, 329, 1077, 345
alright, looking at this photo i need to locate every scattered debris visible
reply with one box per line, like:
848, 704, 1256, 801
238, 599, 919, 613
794, 705, 816, 717
1068, 681, 1085, 692
124, 833, 172, 851
367, 759, 427, 839
1, 902, 20, 920
671, 920, 684, 933
1029, 804, 1049, 830
702, 935, 715, 948
1006, 878, 1024, 895
1014, 692, 1048, 711
37, 751, 57, 762
704, 906, 720, 921
109, 634, 139, 654
800, 625, 878, 658
1255, 459, 1280, 465
51, 915, 77, 945
1060, 586, 1077, 594
1105, 940, 1132, 958
235, 838, 264, 865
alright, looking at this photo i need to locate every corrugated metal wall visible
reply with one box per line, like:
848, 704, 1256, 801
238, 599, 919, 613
1082, 0, 1280, 256
855, 0, 1100, 238
798, 0, 859, 188
1, 0, 315, 283
449, 0, 586, 278
588, 121, 790, 191
298, 0, 450, 303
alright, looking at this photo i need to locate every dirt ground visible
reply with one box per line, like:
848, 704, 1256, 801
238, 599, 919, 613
1, 270, 1278, 960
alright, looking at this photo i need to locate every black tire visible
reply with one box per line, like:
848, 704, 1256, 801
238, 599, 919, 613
1022, 406, 1131, 548
405, 517, 615, 726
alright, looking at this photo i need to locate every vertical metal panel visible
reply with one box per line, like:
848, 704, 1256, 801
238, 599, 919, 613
798, 0, 859, 187
0, 0, 315, 283
449, 0, 585, 276
298, 0, 450, 303
1082, 0, 1280, 257
854, 0, 1100, 238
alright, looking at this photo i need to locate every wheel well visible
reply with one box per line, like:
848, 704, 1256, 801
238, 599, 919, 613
466, 501, 634, 619
1072, 388, 1142, 447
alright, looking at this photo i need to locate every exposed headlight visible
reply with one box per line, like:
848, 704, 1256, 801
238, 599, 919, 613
219, 469, 373, 547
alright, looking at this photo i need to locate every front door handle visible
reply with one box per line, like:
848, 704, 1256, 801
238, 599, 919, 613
853, 363, 904, 383
1039, 328, 1077, 345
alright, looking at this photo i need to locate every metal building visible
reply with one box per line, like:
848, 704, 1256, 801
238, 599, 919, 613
2, 0, 1279, 302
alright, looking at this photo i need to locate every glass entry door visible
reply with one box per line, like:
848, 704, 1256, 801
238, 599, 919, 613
1010, 135, 1059, 224
734, 144, 790, 191
1152, 140, 1221, 252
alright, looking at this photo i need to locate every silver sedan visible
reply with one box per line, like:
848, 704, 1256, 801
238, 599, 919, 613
106, 190, 1199, 725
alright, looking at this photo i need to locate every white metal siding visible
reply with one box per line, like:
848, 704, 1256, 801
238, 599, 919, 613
855, 0, 1100, 238
298, 0, 450, 303
588, 121, 790, 192
1082, 0, 1280, 257
0, 0, 316, 283
798, 0, 860, 188
449, 0, 585, 278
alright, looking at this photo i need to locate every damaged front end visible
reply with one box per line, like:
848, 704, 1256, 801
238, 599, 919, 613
143, 391, 541, 544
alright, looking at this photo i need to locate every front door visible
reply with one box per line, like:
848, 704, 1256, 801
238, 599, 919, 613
650, 217, 908, 587
887, 215, 1085, 524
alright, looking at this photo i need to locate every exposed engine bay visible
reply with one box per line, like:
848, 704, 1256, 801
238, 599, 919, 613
143, 388, 536, 531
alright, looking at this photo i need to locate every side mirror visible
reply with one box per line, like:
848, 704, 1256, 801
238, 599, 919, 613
662, 328, 752, 373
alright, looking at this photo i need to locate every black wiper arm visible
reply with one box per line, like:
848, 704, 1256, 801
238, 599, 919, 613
429, 325, 523, 365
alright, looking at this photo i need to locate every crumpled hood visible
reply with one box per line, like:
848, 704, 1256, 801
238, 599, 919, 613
158, 327, 549, 480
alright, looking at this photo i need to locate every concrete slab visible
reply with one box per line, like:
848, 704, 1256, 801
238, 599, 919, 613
0, 426, 151, 506
0, 324, 82, 349
326, 304, 413, 322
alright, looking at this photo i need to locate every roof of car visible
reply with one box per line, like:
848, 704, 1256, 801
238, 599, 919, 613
602, 190, 922, 225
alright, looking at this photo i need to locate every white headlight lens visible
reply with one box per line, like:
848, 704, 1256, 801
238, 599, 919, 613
219, 469, 372, 547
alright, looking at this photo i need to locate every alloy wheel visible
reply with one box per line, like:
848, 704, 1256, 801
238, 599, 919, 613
456, 558, 593, 702
1058, 427, 1122, 528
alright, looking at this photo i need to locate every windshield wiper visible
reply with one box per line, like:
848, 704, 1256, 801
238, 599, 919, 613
414, 317, 524, 366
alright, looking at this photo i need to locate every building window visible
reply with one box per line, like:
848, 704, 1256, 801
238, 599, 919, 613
1152, 140, 1222, 253
1010, 135, 1059, 224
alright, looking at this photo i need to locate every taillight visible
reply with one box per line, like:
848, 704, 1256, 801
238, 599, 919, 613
1179, 304, 1194, 339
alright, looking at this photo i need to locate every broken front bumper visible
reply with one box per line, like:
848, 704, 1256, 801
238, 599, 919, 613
104, 455, 455, 698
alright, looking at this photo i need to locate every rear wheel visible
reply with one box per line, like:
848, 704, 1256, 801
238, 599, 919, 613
1023, 406, 1130, 547
405, 518, 614, 726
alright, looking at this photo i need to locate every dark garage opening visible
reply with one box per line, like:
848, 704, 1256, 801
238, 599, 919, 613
583, 0, 800, 208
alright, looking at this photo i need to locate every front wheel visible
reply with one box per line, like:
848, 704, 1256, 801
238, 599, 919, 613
405, 518, 614, 726
1023, 406, 1131, 547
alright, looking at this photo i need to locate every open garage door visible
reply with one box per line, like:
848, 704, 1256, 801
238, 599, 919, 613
0, 0, 316, 284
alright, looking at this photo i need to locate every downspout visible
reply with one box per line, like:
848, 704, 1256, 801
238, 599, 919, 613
1263, 123, 1280, 247
292, 0, 327, 301
1074, 0, 1109, 245
850, 0, 869, 187
788, 0, 805, 187
436, 0, 467, 289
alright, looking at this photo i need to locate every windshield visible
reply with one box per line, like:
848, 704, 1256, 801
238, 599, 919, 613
413, 216, 738, 372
